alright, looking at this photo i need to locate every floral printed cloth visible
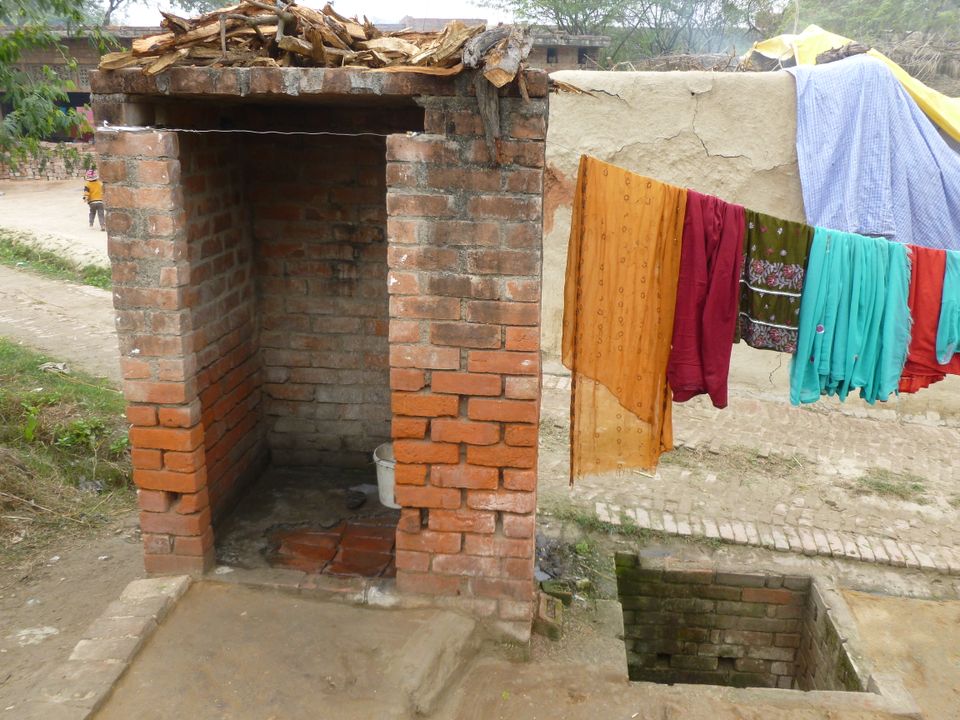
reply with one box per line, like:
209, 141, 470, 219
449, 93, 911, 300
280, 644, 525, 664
737, 210, 814, 353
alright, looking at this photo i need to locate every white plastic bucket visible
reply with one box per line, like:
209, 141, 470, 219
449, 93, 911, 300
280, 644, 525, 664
373, 442, 400, 509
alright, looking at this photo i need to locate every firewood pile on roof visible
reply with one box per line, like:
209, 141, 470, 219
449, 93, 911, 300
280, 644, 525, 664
97, 1, 532, 87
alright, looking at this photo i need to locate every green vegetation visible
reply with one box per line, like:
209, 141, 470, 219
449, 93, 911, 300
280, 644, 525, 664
0, 230, 111, 289
548, 504, 722, 549
853, 468, 928, 503
0, 338, 133, 566
483, 0, 960, 64
660, 445, 801, 483
0, 0, 93, 169
786, 0, 960, 42
483, 0, 783, 61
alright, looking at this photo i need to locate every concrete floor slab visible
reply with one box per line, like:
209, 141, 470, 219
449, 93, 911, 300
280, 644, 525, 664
94, 583, 477, 720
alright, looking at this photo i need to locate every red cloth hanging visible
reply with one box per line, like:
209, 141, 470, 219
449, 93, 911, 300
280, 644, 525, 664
899, 244, 960, 393
667, 189, 746, 408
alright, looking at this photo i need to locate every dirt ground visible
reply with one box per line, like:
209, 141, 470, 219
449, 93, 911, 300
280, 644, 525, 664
0, 265, 121, 384
0, 180, 110, 267
845, 590, 960, 718
0, 518, 142, 713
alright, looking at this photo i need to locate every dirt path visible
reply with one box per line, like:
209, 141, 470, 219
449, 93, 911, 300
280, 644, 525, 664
0, 265, 120, 384
0, 180, 110, 268
0, 520, 142, 713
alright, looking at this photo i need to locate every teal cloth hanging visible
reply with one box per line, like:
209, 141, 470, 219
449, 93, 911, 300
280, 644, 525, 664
790, 228, 911, 405
936, 250, 960, 364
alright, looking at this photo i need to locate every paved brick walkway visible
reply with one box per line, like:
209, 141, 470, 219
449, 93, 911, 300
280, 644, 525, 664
538, 368, 960, 575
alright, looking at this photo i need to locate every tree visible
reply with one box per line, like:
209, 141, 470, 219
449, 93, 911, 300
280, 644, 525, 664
0, 0, 93, 168
482, 0, 782, 61
783, 0, 960, 41
93, 0, 224, 26
483, 0, 636, 35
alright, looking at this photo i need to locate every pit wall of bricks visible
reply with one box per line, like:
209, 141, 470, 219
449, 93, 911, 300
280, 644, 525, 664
95, 71, 548, 635
386, 91, 547, 635
615, 554, 865, 691
0, 141, 96, 180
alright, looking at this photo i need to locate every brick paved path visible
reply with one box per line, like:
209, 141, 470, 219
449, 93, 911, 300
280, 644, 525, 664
538, 368, 960, 575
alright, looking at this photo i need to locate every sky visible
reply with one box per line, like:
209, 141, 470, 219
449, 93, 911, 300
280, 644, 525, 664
121, 1, 515, 26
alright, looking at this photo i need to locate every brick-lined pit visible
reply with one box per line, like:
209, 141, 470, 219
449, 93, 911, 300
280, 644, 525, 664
93, 66, 547, 635
615, 554, 870, 692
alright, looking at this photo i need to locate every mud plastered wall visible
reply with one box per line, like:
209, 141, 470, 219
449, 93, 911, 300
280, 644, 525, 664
544, 69, 960, 419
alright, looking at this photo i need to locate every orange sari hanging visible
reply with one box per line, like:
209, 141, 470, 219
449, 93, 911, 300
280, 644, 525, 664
561, 156, 687, 479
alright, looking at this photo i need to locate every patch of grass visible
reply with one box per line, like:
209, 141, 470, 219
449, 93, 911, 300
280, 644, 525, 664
548, 505, 723, 550
853, 468, 928, 503
660, 445, 802, 482
0, 339, 133, 566
0, 229, 111, 290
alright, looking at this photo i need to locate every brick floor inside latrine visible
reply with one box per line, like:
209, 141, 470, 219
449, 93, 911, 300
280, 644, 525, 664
216, 466, 399, 578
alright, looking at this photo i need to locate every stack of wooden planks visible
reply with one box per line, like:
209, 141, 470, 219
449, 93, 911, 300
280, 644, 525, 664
97, 0, 531, 86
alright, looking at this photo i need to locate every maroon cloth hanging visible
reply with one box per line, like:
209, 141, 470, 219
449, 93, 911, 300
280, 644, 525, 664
667, 189, 746, 408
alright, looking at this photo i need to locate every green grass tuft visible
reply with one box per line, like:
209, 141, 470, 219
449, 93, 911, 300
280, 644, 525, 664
853, 468, 927, 503
0, 230, 111, 290
0, 339, 133, 566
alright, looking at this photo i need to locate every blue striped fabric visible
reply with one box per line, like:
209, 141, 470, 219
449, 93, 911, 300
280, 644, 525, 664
788, 55, 960, 251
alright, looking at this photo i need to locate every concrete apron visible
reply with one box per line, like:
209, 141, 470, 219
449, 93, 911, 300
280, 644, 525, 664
22, 579, 482, 720
22, 559, 921, 720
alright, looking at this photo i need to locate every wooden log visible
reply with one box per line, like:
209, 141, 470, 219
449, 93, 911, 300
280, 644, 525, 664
304, 27, 332, 65
464, 26, 532, 88
322, 3, 366, 41
482, 29, 532, 88
133, 18, 241, 55
363, 16, 381, 40
369, 62, 464, 76
289, 6, 350, 51
278, 35, 314, 58
358, 37, 421, 57
408, 20, 484, 67
144, 48, 188, 76
474, 71, 501, 163
463, 26, 511, 68
160, 11, 192, 33
99, 50, 140, 70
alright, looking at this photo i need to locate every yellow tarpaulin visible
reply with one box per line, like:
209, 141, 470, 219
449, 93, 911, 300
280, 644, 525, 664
747, 24, 960, 143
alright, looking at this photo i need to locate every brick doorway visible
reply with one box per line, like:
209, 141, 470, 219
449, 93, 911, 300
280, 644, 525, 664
94, 67, 547, 635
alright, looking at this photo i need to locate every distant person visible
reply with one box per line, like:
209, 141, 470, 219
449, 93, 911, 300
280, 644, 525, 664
83, 169, 105, 231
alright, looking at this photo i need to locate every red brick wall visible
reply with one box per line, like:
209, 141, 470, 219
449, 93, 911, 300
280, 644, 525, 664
386, 93, 547, 636
98, 129, 217, 574
249, 135, 391, 467
98, 76, 549, 634
178, 134, 265, 517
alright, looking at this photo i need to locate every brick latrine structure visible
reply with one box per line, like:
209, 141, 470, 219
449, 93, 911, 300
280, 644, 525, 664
92, 67, 547, 632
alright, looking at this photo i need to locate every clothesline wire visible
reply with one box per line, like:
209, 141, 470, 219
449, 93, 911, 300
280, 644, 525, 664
98, 121, 401, 138
97, 124, 593, 150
